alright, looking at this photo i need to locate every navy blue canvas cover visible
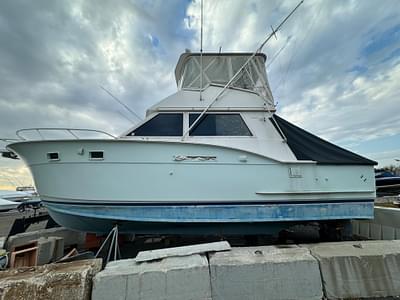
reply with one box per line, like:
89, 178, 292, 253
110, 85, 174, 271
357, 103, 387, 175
270, 115, 377, 165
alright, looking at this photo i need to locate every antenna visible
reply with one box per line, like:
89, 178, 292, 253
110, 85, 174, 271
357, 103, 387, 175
182, 0, 304, 139
199, 0, 204, 101
117, 111, 136, 124
100, 86, 143, 121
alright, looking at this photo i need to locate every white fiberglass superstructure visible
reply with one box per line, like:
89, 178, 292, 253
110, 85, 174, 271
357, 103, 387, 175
6, 52, 376, 234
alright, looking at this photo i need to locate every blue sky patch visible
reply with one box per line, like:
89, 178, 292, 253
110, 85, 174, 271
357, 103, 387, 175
348, 65, 368, 75
362, 24, 400, 57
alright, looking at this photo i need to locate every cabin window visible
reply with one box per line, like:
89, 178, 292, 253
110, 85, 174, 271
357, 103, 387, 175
130, 113, 183, 136
189, 113, 252, 136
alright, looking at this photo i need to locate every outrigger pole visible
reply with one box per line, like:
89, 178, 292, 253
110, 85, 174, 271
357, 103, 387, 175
182, 0, 304, 140
199, 0, 204, 101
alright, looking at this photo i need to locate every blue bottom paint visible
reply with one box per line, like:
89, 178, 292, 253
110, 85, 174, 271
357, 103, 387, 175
43, 200, 374, 234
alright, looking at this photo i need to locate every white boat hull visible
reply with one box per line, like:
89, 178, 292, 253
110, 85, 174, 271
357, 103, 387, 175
8, 139, 376, 233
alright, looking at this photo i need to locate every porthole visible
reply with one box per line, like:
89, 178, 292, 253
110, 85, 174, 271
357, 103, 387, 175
47, 152, 59, 161
89, 151, 104, 160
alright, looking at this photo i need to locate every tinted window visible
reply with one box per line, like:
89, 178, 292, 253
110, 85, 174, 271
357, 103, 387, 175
130, 113, 183, 136
189, 114, 252, 136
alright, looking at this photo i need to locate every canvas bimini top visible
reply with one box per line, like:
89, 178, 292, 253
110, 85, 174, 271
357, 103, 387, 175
174, 52, 274, 105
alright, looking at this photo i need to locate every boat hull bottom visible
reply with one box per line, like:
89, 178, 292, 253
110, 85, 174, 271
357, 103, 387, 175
43, 200, 374, 234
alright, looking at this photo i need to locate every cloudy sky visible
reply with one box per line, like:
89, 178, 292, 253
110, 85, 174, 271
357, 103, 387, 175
0, 0, 399, 189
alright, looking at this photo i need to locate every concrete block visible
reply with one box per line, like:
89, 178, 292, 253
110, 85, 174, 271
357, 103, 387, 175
374, 207, 400, 228
309, 240, 400, 299
36, 237, 64, 265
36, 237, 54, 265
6, 227, 85, 251
209, 245, 323, 300
93, 254, 211, 300
370, 223, 382, 240
0, 259, 102, 300
358, 220, 370, 238
382, 225, 396, 240
135, 241, 231, 262
53, 236, 64, 260
351, 220, 359, 235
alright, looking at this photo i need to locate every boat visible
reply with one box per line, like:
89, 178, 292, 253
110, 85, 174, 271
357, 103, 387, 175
4, 51, 377, 234
0, 190, 34, 203
375, 170, 400, 197
0, 198, 19, 212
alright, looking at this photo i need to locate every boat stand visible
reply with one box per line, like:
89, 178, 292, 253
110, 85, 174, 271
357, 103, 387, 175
95, 225, 121, 266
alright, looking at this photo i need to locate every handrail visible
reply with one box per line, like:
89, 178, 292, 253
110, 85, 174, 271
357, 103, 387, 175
15, 128, 117, 140
0, 138, 22, 142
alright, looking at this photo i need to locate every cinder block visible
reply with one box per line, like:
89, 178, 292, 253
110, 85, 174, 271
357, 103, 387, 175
351, 220, 359, 235
358, 220, 370, 238
382, 225, 396, 240
6, 227, 85, 251
36, 237, 64, 265
0, 259, 101, 300
370, 223, 382, 240
93, 254, 211, 300
374, 207, 400, 228
52, 236, 64, 260
36, 237, 54, 265
309, 240, 400, 299
209, 245, 323, 300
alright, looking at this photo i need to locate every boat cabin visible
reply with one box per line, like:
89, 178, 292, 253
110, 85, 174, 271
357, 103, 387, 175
123, 52, 276, 139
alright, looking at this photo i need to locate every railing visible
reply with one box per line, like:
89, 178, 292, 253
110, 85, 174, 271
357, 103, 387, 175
0, 138, 21, 142
15, 128, 117, 141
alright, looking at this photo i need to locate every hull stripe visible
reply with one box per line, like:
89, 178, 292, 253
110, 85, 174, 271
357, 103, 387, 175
42, 198, 375, 206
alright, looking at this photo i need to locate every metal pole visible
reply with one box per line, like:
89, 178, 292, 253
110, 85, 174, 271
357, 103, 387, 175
199, 0, 204, 101
95, 227, 115, 258
182, 0, 304, 139
106, 228, 116, 264
114, 225, 119, 261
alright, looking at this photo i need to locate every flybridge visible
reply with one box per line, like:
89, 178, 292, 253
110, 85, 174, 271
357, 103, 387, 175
174, 53, 274, 104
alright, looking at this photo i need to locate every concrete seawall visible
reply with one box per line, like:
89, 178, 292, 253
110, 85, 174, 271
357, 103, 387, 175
209, 245, 322, 300
93, 240, 400, 300
353, 207, 400, 240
